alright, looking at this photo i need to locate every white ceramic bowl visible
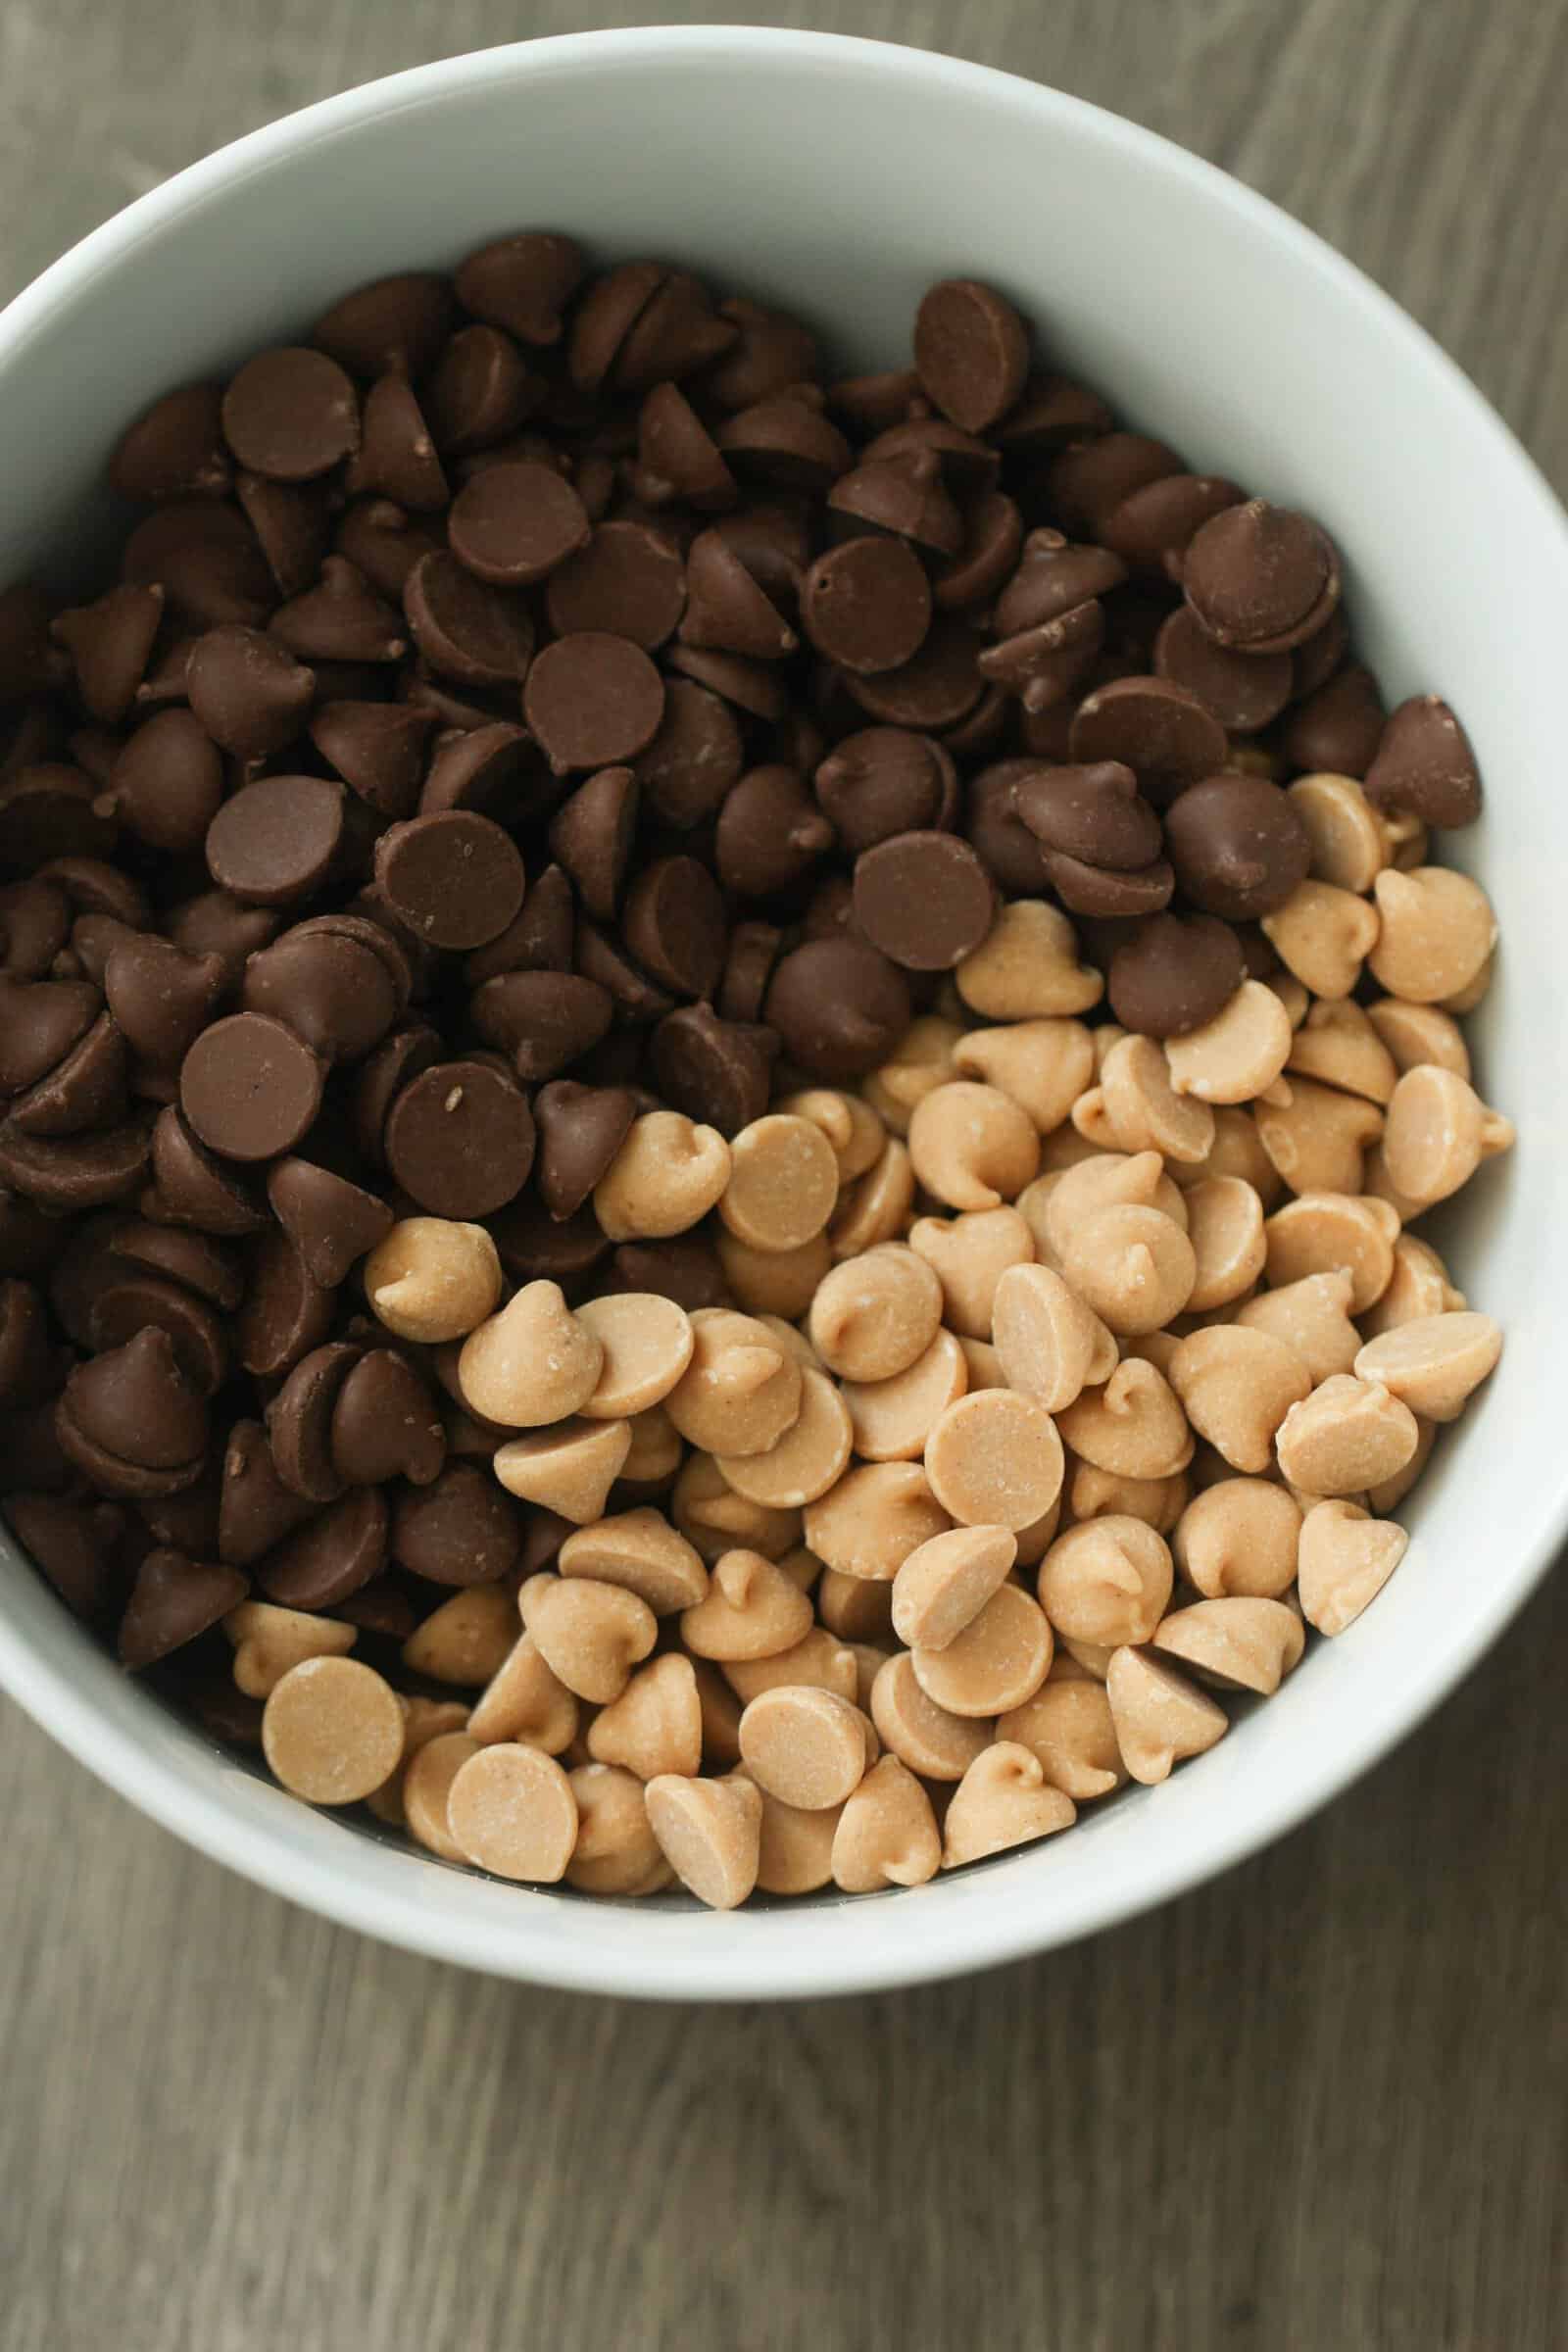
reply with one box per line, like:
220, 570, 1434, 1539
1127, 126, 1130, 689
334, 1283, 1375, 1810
0, 27, 1559, 2000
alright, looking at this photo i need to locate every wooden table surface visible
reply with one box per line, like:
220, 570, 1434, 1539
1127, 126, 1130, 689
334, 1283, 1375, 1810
3, 6, 1565, 2346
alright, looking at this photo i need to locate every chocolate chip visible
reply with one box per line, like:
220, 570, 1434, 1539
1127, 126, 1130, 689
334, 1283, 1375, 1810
267, 1156, 393, 1288
573, 921, 674, 1026
330, 1348, 445, 1488
717, 919, 783, 1023
979, 600, 1105, 712
107, 1221, 243, 1311
119, 1546, 246, 1668
1046, 433, 1181, 539
259, 1484, 388, 1610
58, 1326, 209, 1495
149, 1103, 265, 1235
963, 760, 1049, 894
715, 764, 834, 898
621, 855, 727, 999
0, 975, 99, 1094
371, 809, 526, 951
391, 1462, 521, 1586
335, 499, 443, 602
523, 632, 666, 774
1067, 675, 1229, 807
3, 1492, 123, 1623
417, 719, 538, 818
104, 933, 225, 1065
933, 490, 1025, 612
764, 936, 911, 1081
1013, 761, 1162, 871
534, 1079, 638, 1219
383, 1057, 534, 1218
665, 643, 788, 723
0, 1279, 54, 1404
0, 762, 118, 873
51, 584, 165, 725
546, 521, 687, 649
548, 767, 638, 919
1278, 663, 1386, 780
166, 889, 280, 987
0, 1115, 150, 1214
77, 1264, 224, 1394
8, 1009, 125, 1138
184, 626, 315, 761
843, 618, 984, 731
466, 862, 575, 986
681, 529, 797, 661
853, 832, 995, 971
1164, 771, 1312, 920
446, 460, 590, 589
221, 348, 360, 482
205, 773, 346, 906
994, 531, 1129, 637
0, 879, 70, 979
455, 232, 584, 346
1100, 475, 1245, 580
471, 969, 614, 1083
715, 395, 851, 492
913, 279, 1029, 434
310, 701, 434, 820
110, 383, 231, 502
1291, 609, 1349, 701
1364, 695, 1482, 828
814, 727, 956, 855
1043, 849, 1174, 920
180, 1012, 325, 1161
568, 262, 667, 395
829, 451, 963, 558
346, 375, 450, 512
650, 1003, 774, 1135
108, 709, 224, 854
608, 1235, 730, 1312
1183, 500, 1341, 654
237, 1229, 335, 1379
1107, 910, 1247, 1038
489, 1194, 610, 1286
313, 271, 457, 378
270, 557, 407, 664
632, 678, 744, 830
801, 535, 931, 676
1152, 604, 1293, 734
403, 551, 535, 688
268, 1340, 362, 1501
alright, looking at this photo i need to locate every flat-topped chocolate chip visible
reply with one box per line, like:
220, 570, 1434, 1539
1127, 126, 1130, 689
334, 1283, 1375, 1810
523, 632, 666, 774
853, 832, 995, 971
1153, 604, 1293, 734
383, 1057, 534, 1218
180, 1013, 324, 1162
221, 348, 360, 482
206, 773, 346, 906
1067, 675, 1228, 808
1183, 499, 1341, 654
404, 551, 535, 688
448, 460, 590, 588
764, 936, 911, 1081
913, 279, 1030, 434
802, 536, 932, 676
545, 520, 687, 650
373, 809, 526, 950
622, 855, 727, 1000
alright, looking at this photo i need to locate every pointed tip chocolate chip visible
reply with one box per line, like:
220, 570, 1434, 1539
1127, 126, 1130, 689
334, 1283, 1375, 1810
118, 1545, 248, 1668
105, 933, 225, 1066
1363, 695, 1482, 828
762, 936, 911, 1082
534, 1079, 638, 1218
547, 766, 640, 923
267, 1156, 394, 1288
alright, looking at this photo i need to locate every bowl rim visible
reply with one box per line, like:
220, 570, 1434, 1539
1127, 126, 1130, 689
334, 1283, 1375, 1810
1, 23, 1564, 2001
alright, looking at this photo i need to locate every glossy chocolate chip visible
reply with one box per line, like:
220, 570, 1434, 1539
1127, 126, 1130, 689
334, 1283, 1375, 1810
802, 535, 932, 675
1067, 675, 1229, 808
534, 1080, 638, 1219
523, 632, 666, 775
1183, 500, 1341, 654
1164, 772, 1313, 921
372, 810, 526, 950
649, 1004, 774, 1136
185, 626, 316, 761
764, 936, 911, 1081
913, 279, 1030, 434
1153, 604, 1293, 734
383, 1058, 534, 1218
622, 855, 727, 999
471, 970, 615, 1083
222, 348, 360, 482
1107, 911, 1247, 1038
853, 832, 995, 971
119, 1547, 247, 1668
1363, 696, 1482, 828
392, 1462, 521, 1587
180, 1013, 324, 1162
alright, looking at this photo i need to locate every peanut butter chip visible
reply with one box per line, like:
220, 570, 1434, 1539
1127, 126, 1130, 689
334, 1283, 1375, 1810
558, 1508, 709, 1611
1164, 980, 1293, 1104
817, 1565, 895, 1643
862, 1017, 963, 1135
1367, 866, 1496, 1003
805, 1460, 954, 1581
457, 1279, 604, 1425
446, 1741, 577, 1882
989, 1262, 1115, 1414
953, 1018, 1096, 1132
1167, 1326, 1311, 1474
594, 1110, 732, 1241
1288, 998, 1397, 1104
831, 1754, 942, 1889
774, 1087, 885, 1182
1274, 1374, 1420, 1496
738, 1685, 871, 1808
366, 1696, 469, 1829
1044, 1149, 1187, 1252
1059, 1204, 1196, 1336
1381, 1066, 1514, 1209
829, 1137, 914, 1256
716, 1365, 853, 1506
893, 1524, 1017, 1650
955, 899, 1102, 1018
403, 1730, 481, 1859
1036, 1515, 1173, 1646
718, 1112, 840, 1250
519, 1572, 658, 1701
1173, 1479, 1303, 1599
645, 1772, 762, 1909
678, 1546, 815, 1660
1298, 1498, 1410, 1634
622, 1404, 683, 1484
468, 1631, 578, 1751
716, 1230, 832, 1319
401, 1585, 518, 1686
1255, 1076, 1384, 1198
665, 1308, 804, 1455
1182, 1177, 1267, 1312
1360, 1235, 1467, 1339
722, 1626, 859, 1706
1263, 1192, 1398, 1312
587, 1652, 704, 1779
923, 1390, 1065, 1533
1100, 1034, 1215, 1163
998, 1674, 1127, 1799
912, 1581, 1054, 1716
492, 1418, 632, 1521
808, 1243, 943, 1382
749, 1776, 844, 1894
224, 1599, 355, 1697
262, 1655, 405, 1804
907, 1079, 1040, 1211
1152, 1596, 1304, 1693
1365, 998, 1470, 1081
842, 1328, 969, 1460
573, 1292, 695, 1417
908, 1206, 1035, 1339
671, 1451, 803, 1563
1260, 878, 1380, 997
1105, 1646, 1228, 1785
566, 1764, 667, 1895
1287, 771, 1388, 893
1352, 1310, 1501, 1421
869, 1650, 992, 1780
1055, 1358, 1193, 1480
1235, 1269, 1360, 1381
1069, 1462, 1187, 1533
364, 1216, 503, 1343
942, 1741, 1076, 1868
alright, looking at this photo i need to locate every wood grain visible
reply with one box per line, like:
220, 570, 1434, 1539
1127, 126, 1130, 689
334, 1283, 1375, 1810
3, 7, 1566, 2347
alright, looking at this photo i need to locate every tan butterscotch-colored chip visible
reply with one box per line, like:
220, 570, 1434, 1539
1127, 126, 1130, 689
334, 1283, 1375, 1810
664, 1308, 803, 1456
1013, 1173, 1069, 1274
1298, 1498, 1409, 1634
777, 1543, 820, 1594
1012, 1499, 1064, 1570
1287, 771, 1389, 893
1036, 1124, 1105, 1173
467, 1630, 579, 1751
1181, 1176, 1267, 1313
1152, 1597, 1304, 1693
906, 1080, 1040, 1212
738, 1685, 871, 1809
1059, 1204, 1197, 1337
759, 1315, 821, 1369
861, 1016, 964, 1135
403, 1730, 481, 1859
907, 1206, 1035, 1339
892, 1524, 1017, 1650
717, 1113, 840, 1251
911, 1582, 1054, 1717
831, 1753, 942, 1889
999, 1670, 1127, 1800
1056, 1357, 1193, 1480
572, 1292, 695, 1419
364, 1217, 503, 1345
446, 1741, 577, 1883
941, 1741, 1076, 1868
1438, 950, 1491, 1013
670, 1451, 802, 1563
923, 1390, 1065, 1533
1044, 1149, 1188, 1257
957, 1335, 1006, 1390
519, 1572, 659, 1702
620, 1402, 683, 1485
678, 1546, 815, 1661
1288, 998, 1398, 1104
565, 1764, 668, 1894
1036, 1514, 1173, 1647
1381, 1065, 1514, 1210
990, 1262, 1118, 1415
1361, 1141, 1428, 1226
952, 1018, 1096, 1132
1360, 1234, 1466, 1339
804, 1460, 953, 1582
587, 1652, 703, 1780
1260, 878, 1380, 999
594, 1110, 732, 1241
1255, 1076, 1384, 1199
223, 1600, 355, 1698
1167, 1325, 1312, 1474
1172, 1477, 1302, 1599
1235, 1269, 1360, 1382
1365, 998, 1470, 1081
722, 1626, 859, 1706
1382, 806, 1429, 870
1068, 1461, 1188, 1534
1262, 971, 1310, 1031
1059, 1635, 1116, 1681
1100, 1034, 1216, 1164
955, 898, 1102, 1018
492, 1417, 632, 1522
366, 1695, 469, 1828
748, 1774, 844, 1895
558, 1508, 708, 1613
1170, 1104, 1284, 1209
1263, 1192, 1398, 1311
716, 1366, 853, 1507
869, 1651, 992, 1781
457, 1279, 604, 1427
775, 1087, 886, 1183
1164, 979, 1294, 1105
645, 1772, 762, 1909
716, 1228, 832, 1319
262, 1655, 406, 1806
1367, 865, 1496, 1003
402, 1584, 517, 1687
1105, 1645, 1228, 1785
1274, 1374, 1420, 1495
691, 1656, 745, 1765
1352, 1310, 1501, 1422
829, 1136, 915, 1257
816, 1564, 896, 1642
1065, 1081, 1117, 1154
842, 1328, 969, 1461
808, 1243, 943, 1383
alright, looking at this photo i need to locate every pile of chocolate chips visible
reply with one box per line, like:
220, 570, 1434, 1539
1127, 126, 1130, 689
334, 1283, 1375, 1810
0, 236, 1479, 1730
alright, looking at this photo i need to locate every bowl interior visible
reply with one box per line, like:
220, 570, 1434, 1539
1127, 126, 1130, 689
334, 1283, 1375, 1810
0, 27, 1561, 1998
